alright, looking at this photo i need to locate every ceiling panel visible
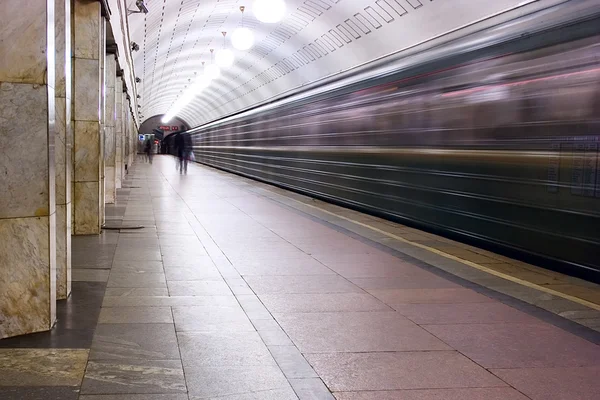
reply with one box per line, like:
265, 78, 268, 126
127, 0, 564, 126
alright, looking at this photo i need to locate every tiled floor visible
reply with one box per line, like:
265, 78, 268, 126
1, 155, 600, 399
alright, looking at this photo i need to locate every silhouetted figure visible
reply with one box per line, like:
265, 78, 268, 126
144, 138, 153, 163
175, 126, 192, 174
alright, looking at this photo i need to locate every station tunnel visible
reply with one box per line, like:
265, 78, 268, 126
1, 1, 600, 399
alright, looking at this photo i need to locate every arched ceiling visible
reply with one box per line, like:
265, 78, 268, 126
128, 0, 564, 128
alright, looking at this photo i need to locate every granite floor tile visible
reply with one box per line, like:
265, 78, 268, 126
288, 378, 335, 400
178, 331, 275, 367
113, 249, 163, 261
168, 280, 232, 296
244, 275, 363, 294
107, 272, 167, 288
164, 266, 222, 281
268, 346, 318, 379
103, 295, 238, 307
347, 272, 461, 289
258, 326, 294, 346
162, 255, 217, 268
492, 367, 600, 400
276, 312, 449, 353
424, 323, 600, 368
188, 388, 298, 399
172, 305, 255, 332
259, 293, 392, 313
0, 386, 81, 399
110, 261, 165, 273
234, 262, 336, 276
90, 323, 180, 360
81, 359, 186, 394
98, 307, 173, 324
104, 287, 170, 296
333, 388, 529, 399
80, 395, 188, 400
185, 364, 291, 398
0, 349, 89, 386
72, 269, 111, 282
305, 351, 505, 391
368, 288, 494, 305
393, 302, 536, 324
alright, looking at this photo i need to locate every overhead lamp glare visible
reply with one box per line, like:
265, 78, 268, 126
253, 0, 286, 23
232, 27, 254, 50
206, 64, 221, 80
232, 6, 255, 51
216, 49, 235, 68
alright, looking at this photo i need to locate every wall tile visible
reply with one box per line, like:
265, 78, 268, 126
73, 57, 100, 122
74, 120, 100, 182
0, 82, 50, 219
74, 181, 100, 235
0, 0, 48, 84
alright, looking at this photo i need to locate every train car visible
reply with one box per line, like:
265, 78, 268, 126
190, 1, 600, 282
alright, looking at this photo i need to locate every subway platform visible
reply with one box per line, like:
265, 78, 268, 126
1, 155, 600, 399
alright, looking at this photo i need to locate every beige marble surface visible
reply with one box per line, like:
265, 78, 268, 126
0, 349, 89, 386
55, 0, 67, 97
74, 120, 101, 182
56, 202, 72, 299
0, 217, 54, 339
105, 165, 116, 204
0, 0, 48, 84
55, 96, 68, 205
115, 81, 124, 188
73, 57, 101, 122
0, 82, 50, 219
74, 181, 101, 235
73, 0, 100, 60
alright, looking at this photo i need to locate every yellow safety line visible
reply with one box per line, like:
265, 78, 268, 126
285, 196, 600, 312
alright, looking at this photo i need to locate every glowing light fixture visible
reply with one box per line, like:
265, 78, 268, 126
162, 62, 212, 123
232, 6, 254, 51
206, 49, 221, 79
216, 32, 235, 68
253, 0, 286, 23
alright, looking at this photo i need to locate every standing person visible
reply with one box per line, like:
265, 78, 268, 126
181, 126, 193, 174
144, 137, 153, 163
174, 130, 185, 173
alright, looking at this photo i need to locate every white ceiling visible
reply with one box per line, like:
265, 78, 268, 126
128, 0, 565, 127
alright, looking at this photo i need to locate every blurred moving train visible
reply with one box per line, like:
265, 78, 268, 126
190, 1, 600, 281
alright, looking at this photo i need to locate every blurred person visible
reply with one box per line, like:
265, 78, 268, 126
175, 126, 192, 174
144, 137, 153, 163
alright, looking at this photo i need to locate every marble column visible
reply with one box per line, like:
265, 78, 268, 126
55, 0, 72, 299
99, 19, 106, 223
0, 0, 57, 338
104, 55, 116, 204
115, 76, 124, 189
72, 0, 103, 235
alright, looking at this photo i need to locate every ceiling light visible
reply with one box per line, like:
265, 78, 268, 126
216, 32, 235, 68
232, 6, 254, 51
206, 64, 221, 80
216, 49, 234, 68
253, 0, 286, 23
232, 27, 254, 50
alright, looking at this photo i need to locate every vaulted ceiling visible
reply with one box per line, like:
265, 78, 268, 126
128, 0, 564, 128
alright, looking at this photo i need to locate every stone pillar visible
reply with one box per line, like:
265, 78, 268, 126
104, 55, 116, 203
55, 0, 72, 299
99, 19, 106, 223
0, 0, 57, 338
72, 0, 103, 235
115, 76, 124, 189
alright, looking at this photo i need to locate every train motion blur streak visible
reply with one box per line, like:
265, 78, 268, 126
190, 3, 600, 281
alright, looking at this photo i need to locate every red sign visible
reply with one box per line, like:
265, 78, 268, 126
158, 126, 180, 131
